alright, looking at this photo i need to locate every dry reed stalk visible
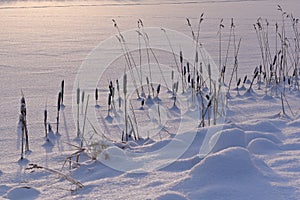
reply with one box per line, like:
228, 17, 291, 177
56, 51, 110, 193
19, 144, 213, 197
76, 85, 80, 137
81, 95, 89, 148
81, 90, 85, 114
56, 92, 61, 133
123, 73, 128, 141
113, 19, 140, 99
26, 164, 84, 189
20, 94, 29, 159
61, 80, 64, 104
95, 88, 98, 105
130, 102, 139, 140
44, 105, 47, 138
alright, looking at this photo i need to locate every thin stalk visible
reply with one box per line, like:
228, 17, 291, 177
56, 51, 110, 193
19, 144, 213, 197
81, 95, 89, 148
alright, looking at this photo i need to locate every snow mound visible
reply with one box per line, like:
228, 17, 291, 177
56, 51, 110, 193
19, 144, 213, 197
176, 147, 282, 200
191, 147, 257, 179
237, 120, 281, 133
287, 118, 300, 127
160, 155, 201, 172
6, 187, 40, 200
209, 128, 245, 153
156, 192, 187, 200
245, 131, 281, 145
248, 138, 280, 154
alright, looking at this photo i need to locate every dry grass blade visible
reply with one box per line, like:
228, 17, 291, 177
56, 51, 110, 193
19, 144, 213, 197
26, 164, 84, 188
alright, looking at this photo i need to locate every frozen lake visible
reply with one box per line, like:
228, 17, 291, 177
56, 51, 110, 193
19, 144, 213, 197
0, 0, 299, 187
0, 1, 300, 199
0, 0, 299, 149
0, 0, 299, 161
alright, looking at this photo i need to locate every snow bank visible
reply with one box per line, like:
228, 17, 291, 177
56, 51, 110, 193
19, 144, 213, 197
248, 138, 280, 155
237, 120, 281, 134
176, 147, 283, 200
245, 131, 281, 145
156, 192, 187, 200
209, 128, 245, 153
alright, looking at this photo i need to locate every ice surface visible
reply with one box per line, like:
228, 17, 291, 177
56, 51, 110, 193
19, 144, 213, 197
1, 0, 300, 199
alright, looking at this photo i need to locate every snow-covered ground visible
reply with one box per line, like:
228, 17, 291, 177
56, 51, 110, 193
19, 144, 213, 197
1, 0, 300, 199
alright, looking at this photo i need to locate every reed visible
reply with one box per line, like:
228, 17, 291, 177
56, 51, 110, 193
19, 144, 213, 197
81, 90, 85, 114
123, 73, 128, 141
113, 19, 141, 99
20, 93, 29, 159
95, 88, 98, 106
56, 91, 61, 133
61, 80, 64, 104
44, 102, 48, 139
130, 102, 139, 140
77, 85, 80, 137
81, 95, 90, 148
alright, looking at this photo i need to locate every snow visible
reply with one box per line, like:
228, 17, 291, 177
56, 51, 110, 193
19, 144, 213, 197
1, 0, 300, 199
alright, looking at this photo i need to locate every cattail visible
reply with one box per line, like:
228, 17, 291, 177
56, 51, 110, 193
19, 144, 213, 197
156, 84, 161, 96
108, 93, 112, 115
237, 78, 241, 94
141, 98, 145, 108
20, 94, 29, 159
95, 88, 98, 104
273, 55, 277, 66
237, 78, 241, 87
248, 70, 259, 91
243, 75, 248, 84
81, 91, 85, 103
197, 73, 200, 85
61, 80, 64, 104
44, 109, 47, 138
207, 99, 212, 108
259, 64, 262, 74
57, 92, 61, 111
181, 58, 186, 93
77, 87, 80, 105
56, 92, 61, 133
20, 97, 26, 116
116, 79, 120, 94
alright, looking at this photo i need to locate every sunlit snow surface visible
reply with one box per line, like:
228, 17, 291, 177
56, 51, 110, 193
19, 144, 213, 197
1, 0, 300, 199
